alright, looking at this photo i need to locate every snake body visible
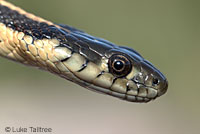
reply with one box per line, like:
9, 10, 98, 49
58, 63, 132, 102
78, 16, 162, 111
0, 0, 168, 102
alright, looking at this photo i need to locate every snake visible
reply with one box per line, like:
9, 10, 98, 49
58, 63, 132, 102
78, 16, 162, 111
0, 0, 168, 103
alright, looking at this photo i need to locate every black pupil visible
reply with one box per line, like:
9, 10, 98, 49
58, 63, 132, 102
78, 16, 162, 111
108, 54, 131, 77
114, 60, 124, 70
153, 78, 159, 85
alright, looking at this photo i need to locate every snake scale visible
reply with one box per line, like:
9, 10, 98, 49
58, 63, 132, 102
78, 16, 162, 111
0, 0, 168, 103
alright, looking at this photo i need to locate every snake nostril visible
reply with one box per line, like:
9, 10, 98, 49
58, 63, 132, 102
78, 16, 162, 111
153, 78, 159, 85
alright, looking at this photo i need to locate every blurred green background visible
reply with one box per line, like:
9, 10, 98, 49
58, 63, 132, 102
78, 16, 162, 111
0, 0, 200, 134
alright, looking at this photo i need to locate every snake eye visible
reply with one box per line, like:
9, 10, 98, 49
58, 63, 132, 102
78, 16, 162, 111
109, 54, 132, 77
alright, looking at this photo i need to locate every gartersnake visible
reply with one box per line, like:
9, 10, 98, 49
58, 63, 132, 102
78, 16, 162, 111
0, 0, 168, 103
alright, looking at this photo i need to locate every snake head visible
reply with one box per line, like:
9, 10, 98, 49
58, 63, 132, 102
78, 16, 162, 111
55, 30, 168, 103
103, 47, 168, 102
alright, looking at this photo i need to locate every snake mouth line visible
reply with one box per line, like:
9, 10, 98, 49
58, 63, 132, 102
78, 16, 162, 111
87, 84, 151, 103
128, 80, 159, 100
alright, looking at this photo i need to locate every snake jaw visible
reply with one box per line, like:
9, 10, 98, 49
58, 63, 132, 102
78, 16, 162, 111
126, 78, 155, 102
